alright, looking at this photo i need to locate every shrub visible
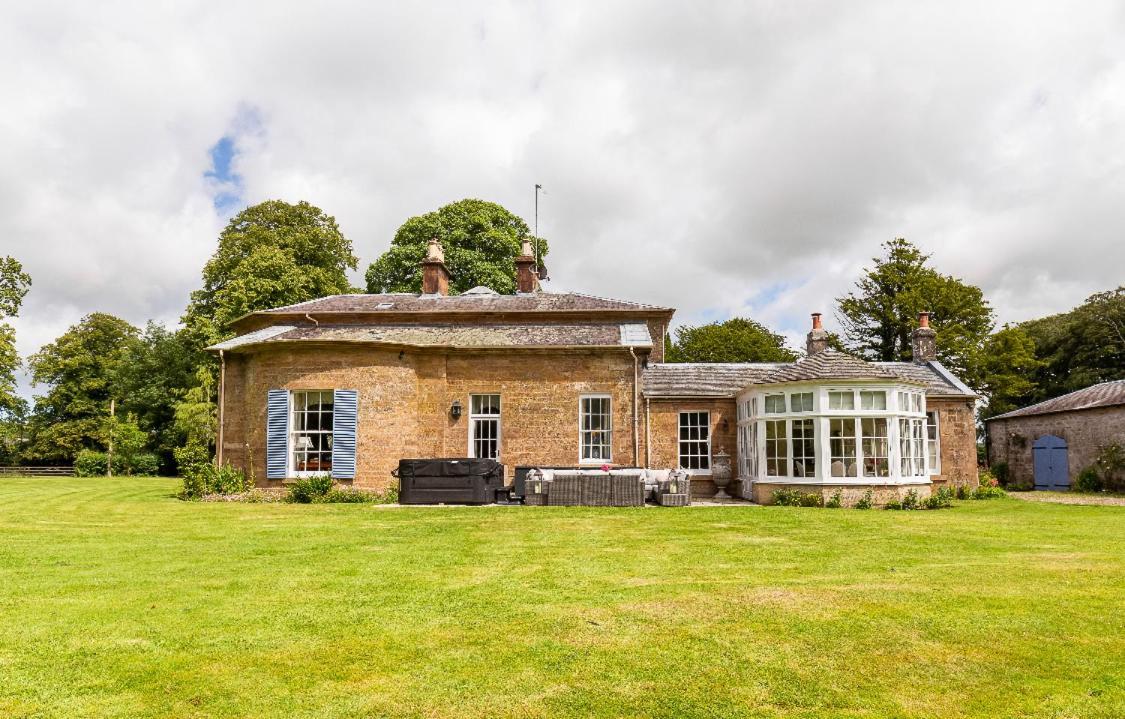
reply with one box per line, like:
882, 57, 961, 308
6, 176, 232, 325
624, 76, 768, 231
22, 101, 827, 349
771, 488, 823, 507
178, 460, 249, 500
989, 462, 1009, 486
771, 488, 802, 506
854, 489, 874, 509
979, 470, 999, 488
287, 474, 334, 503
1094, 443, 1125, 492
922, 486, 955, 510
74, 450, 108, 477
955, 484, 970, 500
1074, 466, 1103, 494
901, 489, 920, 510
174, 443, 211, 480
884, 499, 903, 510
971, 485, 1006, 500
825, 489, 843, 509
129, 453, 161, 476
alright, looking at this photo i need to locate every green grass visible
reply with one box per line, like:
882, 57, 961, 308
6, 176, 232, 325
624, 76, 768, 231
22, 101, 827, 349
0, 479, 1122, 719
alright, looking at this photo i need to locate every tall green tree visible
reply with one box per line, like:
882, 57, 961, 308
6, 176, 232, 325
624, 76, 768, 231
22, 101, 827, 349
183, 200, 358, 348
25, 313, 139, 462
365, 198, 547, 295
972, 326, 1044, 420
0, 256, 32, 422
836, 239, 994, 380
1019, 286, 1125, 401
114, 322, 198, 470
667, 318, 797, 363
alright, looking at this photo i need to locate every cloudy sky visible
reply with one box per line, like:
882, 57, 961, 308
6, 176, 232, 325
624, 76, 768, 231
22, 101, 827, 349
3, 1, 1124, 396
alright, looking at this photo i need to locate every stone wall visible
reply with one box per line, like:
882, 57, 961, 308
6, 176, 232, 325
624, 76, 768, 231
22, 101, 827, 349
220, 346, 644, 491
928, 397, 980, 489
645, 398, 737, 497
987, 406, 1125, 487
750, 481, 931, 506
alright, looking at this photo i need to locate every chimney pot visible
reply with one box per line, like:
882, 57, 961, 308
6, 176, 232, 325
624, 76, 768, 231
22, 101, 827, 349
421, 239, 450, 296
515, 238, 539, 293
911, 311, 937, 363
806, 311, 829, 356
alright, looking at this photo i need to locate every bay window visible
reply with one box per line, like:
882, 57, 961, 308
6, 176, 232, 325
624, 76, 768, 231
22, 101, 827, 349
792, 418, 816, 477
829, 418, 857, 477
861, 418, 889, 477
764, 420, 787, 476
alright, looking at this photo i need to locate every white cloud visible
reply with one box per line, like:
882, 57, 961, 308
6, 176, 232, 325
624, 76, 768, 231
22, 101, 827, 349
2, 1, 1124, 394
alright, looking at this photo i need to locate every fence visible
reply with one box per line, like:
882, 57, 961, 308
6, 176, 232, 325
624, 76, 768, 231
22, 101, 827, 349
0, 466, 75, 477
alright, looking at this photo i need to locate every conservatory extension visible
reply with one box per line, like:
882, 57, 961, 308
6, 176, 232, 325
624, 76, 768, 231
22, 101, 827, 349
734, 348, 944, 505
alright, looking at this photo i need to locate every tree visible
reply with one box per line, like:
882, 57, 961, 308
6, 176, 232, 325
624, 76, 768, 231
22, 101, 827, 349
365, 199, 547, 295
1019, 286, 1125, 401
183, 200, 358, 348
667, 318, 797, 363
114, 322, 198, 470
972, 326, 1044, 420
24, 313, 138, 462
836, 239, 994, 380
0, 256, 31, 422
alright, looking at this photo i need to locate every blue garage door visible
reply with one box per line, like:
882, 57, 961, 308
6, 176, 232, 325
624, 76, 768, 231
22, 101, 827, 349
1032, 435, 1069, 491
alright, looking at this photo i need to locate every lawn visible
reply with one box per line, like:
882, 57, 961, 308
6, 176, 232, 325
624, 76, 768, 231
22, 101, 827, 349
0, 479, 1122, 719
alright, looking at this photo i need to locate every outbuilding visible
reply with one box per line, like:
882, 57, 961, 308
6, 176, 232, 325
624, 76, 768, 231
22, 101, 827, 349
985, 380, 1125, 490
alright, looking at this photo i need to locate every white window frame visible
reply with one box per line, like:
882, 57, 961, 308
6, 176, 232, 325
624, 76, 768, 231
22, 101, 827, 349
289, 389, 334, 477
468, 393, 501, 459
579, 394, 613, 464
926, 410, 941, 475
678, 411, 712, 472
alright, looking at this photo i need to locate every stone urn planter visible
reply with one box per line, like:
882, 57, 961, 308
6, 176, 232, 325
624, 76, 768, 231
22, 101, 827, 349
712, 448, 732, 500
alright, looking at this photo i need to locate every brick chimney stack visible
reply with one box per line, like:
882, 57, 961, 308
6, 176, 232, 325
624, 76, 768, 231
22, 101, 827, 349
806, 312, 829, 356
912, 311, 937, 363
421, 238, 450, 296
515, 238, 539, 294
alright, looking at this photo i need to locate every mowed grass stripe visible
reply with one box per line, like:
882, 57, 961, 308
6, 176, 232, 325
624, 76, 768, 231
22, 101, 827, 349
0, 478, 1121, 718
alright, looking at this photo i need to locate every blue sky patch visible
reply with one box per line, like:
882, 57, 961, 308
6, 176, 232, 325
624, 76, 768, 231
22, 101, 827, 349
204, 135, 243, 213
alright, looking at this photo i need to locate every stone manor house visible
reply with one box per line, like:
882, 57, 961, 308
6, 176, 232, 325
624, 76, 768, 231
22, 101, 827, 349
210, 240, 979, 503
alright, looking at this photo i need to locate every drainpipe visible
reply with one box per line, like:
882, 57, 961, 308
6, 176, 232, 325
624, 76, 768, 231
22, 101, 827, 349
217, 349, 226, 467
644, 397, 651, 468
629, 347, 640, 467
304, 313, 319, 327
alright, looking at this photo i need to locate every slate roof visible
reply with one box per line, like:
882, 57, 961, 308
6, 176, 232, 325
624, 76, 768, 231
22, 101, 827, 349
252, 291, 672, 316
642, 363, 788, 397
760, 350, 906, 384
209, 322, 652, 352
876, 361, 977, 397
986, 379, 1125, 421
642, 354, 974, 398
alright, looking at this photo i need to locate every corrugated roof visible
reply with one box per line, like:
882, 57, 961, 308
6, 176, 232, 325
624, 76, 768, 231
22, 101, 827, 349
255, 291, 672, 315
761, 350, 906, 384
986, 379, 1125, 421
643, 363, 786, 397
207, 322, 651, 352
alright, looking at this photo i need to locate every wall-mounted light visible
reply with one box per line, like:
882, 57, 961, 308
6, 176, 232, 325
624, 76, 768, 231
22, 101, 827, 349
720, 418, 729, 432
450, 400, 462, 420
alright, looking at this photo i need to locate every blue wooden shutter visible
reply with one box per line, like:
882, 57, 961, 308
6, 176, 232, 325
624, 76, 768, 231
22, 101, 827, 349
332, 389, 358, 479
266, 390, 289, 479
